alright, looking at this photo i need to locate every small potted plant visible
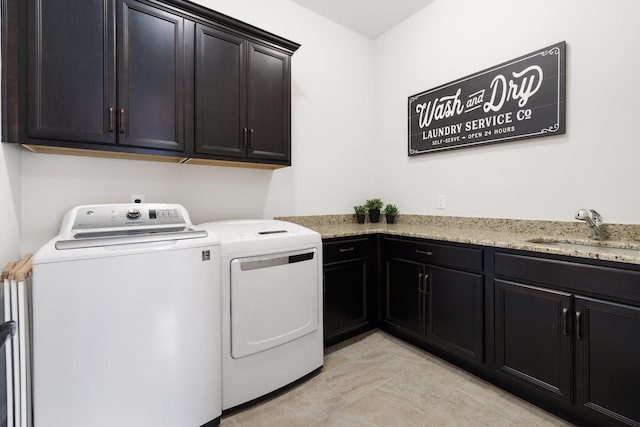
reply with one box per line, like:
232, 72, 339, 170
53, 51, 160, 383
384, 204, 399, 224
365, 198, 384, 223
354, 205, 367, 224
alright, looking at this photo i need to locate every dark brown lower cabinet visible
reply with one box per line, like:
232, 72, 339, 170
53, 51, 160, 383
324, 259, 367, 341
494, 258, 640, 427
382, 237, 484, 364
323, 236, 378, 347
494, 279, 573, 403
384, 256, 426, 337
323, 238, 640, 427
575, 297, 640, 427
429, 266, 484, 362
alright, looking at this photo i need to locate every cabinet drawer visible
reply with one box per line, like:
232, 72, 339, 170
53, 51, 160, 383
384, 237, 483, 272
495, 252, 640, 304
324, 237, 369, 264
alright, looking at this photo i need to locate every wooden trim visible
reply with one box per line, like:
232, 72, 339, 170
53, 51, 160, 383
14, 257, 32, 282
8, 254, 32, 281
23, 144, 289, 169
1, 261, 16, 280
22, 144, 187, 163
182, 157, 286, 170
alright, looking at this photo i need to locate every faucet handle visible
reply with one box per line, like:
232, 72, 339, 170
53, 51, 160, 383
589, 209, 603, 225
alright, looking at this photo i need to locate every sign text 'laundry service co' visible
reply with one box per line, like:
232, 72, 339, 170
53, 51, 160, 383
408, 41, 566, 155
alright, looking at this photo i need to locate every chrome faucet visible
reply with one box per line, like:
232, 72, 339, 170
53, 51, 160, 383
575, 208, 604, 240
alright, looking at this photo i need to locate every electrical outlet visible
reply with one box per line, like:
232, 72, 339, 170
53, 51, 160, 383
130, 194, 146, 204
437, 195, 446, 210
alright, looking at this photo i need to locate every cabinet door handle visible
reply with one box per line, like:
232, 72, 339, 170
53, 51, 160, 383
242, 128, 248, 148
562, 308, 569, 336
119, 109, 125, 134
423, 273, 429, 293
249, 128, 255, 149
418, 273, 424, 294
575, 311, 583, 340
416, 249, 433, 256
338, 247, 354, 253
108, 108, 114, 132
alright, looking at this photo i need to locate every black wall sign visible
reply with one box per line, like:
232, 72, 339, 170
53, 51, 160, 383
408, 41, 566, 155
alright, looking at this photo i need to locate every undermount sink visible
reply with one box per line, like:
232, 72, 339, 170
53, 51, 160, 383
526, 238, 640, 255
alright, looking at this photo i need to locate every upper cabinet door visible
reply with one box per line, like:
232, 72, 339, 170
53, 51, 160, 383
117, 0, 185, 151
246, 43, 291, 163
27, 0, 116, 145
194, 24, 246, 158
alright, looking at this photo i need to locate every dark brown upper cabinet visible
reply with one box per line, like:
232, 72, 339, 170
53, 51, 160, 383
117, 0, 185, 151
10, 0, 299, 166
26, 0, 185, 153
194, 24, 246, 159
26, 0, 116, 146
194, 23, 291, 165
246, 43, 291, 163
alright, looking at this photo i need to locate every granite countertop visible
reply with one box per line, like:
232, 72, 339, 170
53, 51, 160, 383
275, 214, 640, 266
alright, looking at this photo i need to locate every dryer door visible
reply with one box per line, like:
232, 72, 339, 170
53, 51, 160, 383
230, 248, 319, 359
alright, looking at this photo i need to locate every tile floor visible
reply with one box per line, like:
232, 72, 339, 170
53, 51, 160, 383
221, 329, 574, 426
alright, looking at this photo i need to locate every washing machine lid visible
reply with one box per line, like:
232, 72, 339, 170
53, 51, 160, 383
51, 204, 208, 250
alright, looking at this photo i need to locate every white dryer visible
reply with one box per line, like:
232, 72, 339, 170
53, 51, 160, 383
32, 204, 222, 427
198, 219, 323, 410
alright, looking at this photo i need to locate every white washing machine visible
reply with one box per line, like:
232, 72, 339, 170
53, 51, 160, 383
31, 204, 222, 427
198, 219, 323, 410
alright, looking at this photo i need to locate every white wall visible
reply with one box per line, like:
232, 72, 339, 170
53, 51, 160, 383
0, 144, 21, 266
374, 0, 640, 224
11, 0, 640, 256
19, 0, 377, 253
0, 39, 22, 266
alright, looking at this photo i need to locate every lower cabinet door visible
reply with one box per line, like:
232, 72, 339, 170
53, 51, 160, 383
494, 280, 573, 403
575, 296, 640, 427
384, 257, 426, 337
323, 259, 367, 344
428, 266, 483, 362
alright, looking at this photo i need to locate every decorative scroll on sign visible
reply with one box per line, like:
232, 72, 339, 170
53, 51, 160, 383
408, 41, 566, 155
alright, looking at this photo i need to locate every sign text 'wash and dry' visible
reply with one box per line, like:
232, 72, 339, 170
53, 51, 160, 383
408, 42, 566, 155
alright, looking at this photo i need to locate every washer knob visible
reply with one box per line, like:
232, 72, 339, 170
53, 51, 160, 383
126, 208, 141, 220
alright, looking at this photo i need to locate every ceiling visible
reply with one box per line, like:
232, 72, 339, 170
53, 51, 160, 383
290, 0, 435, 39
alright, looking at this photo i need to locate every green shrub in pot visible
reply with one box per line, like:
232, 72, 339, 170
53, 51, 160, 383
365, 198, 383, 223
354, 205, 367, 224
384, 204, 399, 224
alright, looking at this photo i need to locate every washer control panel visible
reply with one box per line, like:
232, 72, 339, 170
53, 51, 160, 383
70, 204, 186, 230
